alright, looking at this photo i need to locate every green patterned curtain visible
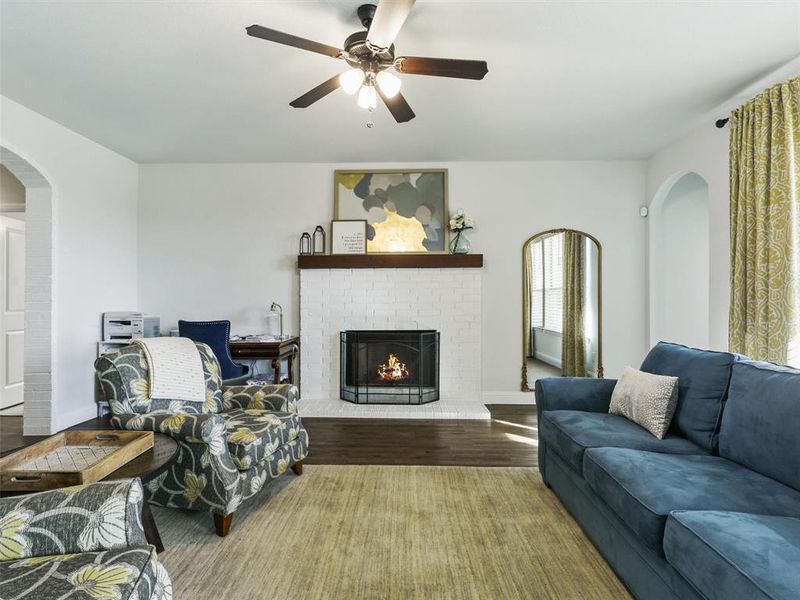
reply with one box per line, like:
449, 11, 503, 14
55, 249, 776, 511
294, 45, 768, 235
562, 232, 586, 377
729, 77, 800, 366
523, 242, 534, 359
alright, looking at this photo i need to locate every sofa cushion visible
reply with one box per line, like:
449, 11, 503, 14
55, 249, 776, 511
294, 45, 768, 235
608, 367, 679, 438
719, 360, 800, 491
640, 341, 737, 451
0, 545, 169, 600
583, 448, 800, 554
664, 511, 800, 600
540, 410, 708, 474
223, 409, 303, 470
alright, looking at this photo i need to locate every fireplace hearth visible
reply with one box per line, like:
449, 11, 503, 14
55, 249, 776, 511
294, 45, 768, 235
340, 330, 440, 404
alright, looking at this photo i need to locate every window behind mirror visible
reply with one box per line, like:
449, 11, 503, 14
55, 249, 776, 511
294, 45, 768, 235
531, 232, 563, 333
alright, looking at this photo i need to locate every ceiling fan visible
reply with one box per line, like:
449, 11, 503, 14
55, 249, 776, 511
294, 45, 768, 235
246, 1, 488, 123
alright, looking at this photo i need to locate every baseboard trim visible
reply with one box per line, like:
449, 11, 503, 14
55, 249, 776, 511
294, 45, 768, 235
300, 396, 490, 420
482, 391, 535, 405
56, 404, 99, 432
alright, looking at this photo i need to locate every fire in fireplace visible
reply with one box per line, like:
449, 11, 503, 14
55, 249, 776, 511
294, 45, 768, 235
340, 330, 440, 404
377, 353, 410, 381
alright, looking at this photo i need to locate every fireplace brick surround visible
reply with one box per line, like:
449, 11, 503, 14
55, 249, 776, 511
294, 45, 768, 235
300, 267, 482, 412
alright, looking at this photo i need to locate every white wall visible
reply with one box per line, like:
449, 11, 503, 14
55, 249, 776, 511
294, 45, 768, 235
650, 172, 710, 348
646, 124, 729, 350
0, 96, 139, 432
532, 329, 562, 368
138, 161, 647, 395
645, 59, 800, 354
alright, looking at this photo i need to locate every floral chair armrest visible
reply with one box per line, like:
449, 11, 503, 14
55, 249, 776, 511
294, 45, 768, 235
111, 412, 227, 446
112, 412, 242, 515
222, 374, 250, 387
0, 478, 148, 560
222, 384, 299, 413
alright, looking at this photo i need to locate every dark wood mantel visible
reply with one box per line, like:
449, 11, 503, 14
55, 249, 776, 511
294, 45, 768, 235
297, 254, 483, 269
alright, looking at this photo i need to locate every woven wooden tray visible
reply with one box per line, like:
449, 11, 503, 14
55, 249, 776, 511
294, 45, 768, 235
0, 430, 154, 492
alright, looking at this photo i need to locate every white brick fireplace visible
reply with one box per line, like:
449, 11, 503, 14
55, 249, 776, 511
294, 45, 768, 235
299, 266, 486, 418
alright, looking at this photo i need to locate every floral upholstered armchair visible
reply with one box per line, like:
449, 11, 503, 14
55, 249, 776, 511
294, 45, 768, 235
94, 342, 309, 536
0, 478, 171, 600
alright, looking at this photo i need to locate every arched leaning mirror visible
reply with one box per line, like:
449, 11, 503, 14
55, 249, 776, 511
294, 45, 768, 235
522, 228, 603, 391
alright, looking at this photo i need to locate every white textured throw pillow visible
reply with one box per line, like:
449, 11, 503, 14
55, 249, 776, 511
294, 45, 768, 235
609, 367, 679, 439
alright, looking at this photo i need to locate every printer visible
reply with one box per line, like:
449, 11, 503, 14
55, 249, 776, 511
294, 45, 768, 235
103, 312, 160, 342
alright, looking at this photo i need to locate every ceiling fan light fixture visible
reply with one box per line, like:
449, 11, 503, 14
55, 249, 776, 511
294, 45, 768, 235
357, 83, 377, 110
339, 68, 365, 95
376, 70, 401, 98
247, 1, 488, 124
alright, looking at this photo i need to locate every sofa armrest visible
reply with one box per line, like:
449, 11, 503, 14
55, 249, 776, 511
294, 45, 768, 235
222, 383, 299, 414
0, 478, 148, 560
111, 412, 227, 447
535, 377, 617, 416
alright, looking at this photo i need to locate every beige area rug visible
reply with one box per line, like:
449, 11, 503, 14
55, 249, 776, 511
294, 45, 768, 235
155, 465, 630, 600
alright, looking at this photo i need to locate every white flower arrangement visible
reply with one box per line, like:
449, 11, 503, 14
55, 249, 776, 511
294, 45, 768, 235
449, 209, 475, 232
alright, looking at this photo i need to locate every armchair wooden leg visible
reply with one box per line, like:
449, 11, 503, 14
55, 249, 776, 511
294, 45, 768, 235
291, 460, 304, 476
213, 512, 234, 537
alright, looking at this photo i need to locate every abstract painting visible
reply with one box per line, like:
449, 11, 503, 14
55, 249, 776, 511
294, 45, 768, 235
334, 169, 448, 253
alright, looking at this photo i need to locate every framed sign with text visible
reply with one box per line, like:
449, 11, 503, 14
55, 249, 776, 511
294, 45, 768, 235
331, 220, 367, 255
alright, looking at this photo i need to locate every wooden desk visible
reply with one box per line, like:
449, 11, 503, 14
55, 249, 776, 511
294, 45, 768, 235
229, 336, 300, 385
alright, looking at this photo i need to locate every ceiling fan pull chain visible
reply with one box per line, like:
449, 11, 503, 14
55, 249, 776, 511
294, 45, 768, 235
366, 106, 375, 129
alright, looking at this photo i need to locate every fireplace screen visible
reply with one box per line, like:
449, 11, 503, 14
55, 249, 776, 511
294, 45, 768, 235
340, 330, 440, 404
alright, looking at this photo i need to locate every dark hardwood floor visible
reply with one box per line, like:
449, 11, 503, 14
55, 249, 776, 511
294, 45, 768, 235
1, 405, 538, 467
304, 405, 538, 466
1, 413, 115, 455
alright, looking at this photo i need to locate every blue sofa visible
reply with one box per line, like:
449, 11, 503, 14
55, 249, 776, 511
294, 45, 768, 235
536, 342, 800, 600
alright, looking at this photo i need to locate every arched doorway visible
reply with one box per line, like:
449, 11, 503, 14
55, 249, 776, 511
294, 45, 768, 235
0, 146, 54, 435
649, 171, 710, 348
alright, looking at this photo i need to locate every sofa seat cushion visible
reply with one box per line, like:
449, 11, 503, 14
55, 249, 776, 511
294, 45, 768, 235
223, 408, 303, 470
0, 545, 169, 600
664, 511, 800, 600
583, 448, 800, 554
540, 410, 708, 473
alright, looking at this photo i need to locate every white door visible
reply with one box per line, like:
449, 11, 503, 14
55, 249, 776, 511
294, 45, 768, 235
0, 216, 25, 409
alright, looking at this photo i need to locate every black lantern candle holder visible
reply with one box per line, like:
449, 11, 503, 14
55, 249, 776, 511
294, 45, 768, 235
313, 225, 326, 255
299, 232, 312, 255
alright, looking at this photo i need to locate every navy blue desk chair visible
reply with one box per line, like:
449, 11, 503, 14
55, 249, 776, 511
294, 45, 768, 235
178, 320, 249, 381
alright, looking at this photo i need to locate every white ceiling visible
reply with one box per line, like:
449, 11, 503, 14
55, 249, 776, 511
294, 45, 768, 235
1, 1, 799, 163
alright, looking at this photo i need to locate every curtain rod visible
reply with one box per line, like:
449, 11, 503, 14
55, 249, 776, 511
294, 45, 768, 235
715, 118, 729, 128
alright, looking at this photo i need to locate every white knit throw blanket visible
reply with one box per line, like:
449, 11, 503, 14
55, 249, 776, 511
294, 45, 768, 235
134, 337, 206, 403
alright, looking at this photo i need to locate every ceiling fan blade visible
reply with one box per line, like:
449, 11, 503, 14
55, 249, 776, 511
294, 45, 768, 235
367, 0, 416, 50
377, 87, 415, 123
246, 24, 343, 58
395, 56, 488, 80
289, 74, 343, 108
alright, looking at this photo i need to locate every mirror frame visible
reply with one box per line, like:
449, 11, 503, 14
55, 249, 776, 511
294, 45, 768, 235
521, 228, 604, 391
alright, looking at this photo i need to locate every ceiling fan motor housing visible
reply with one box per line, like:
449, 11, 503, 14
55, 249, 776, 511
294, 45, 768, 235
343, 30, 394, 70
